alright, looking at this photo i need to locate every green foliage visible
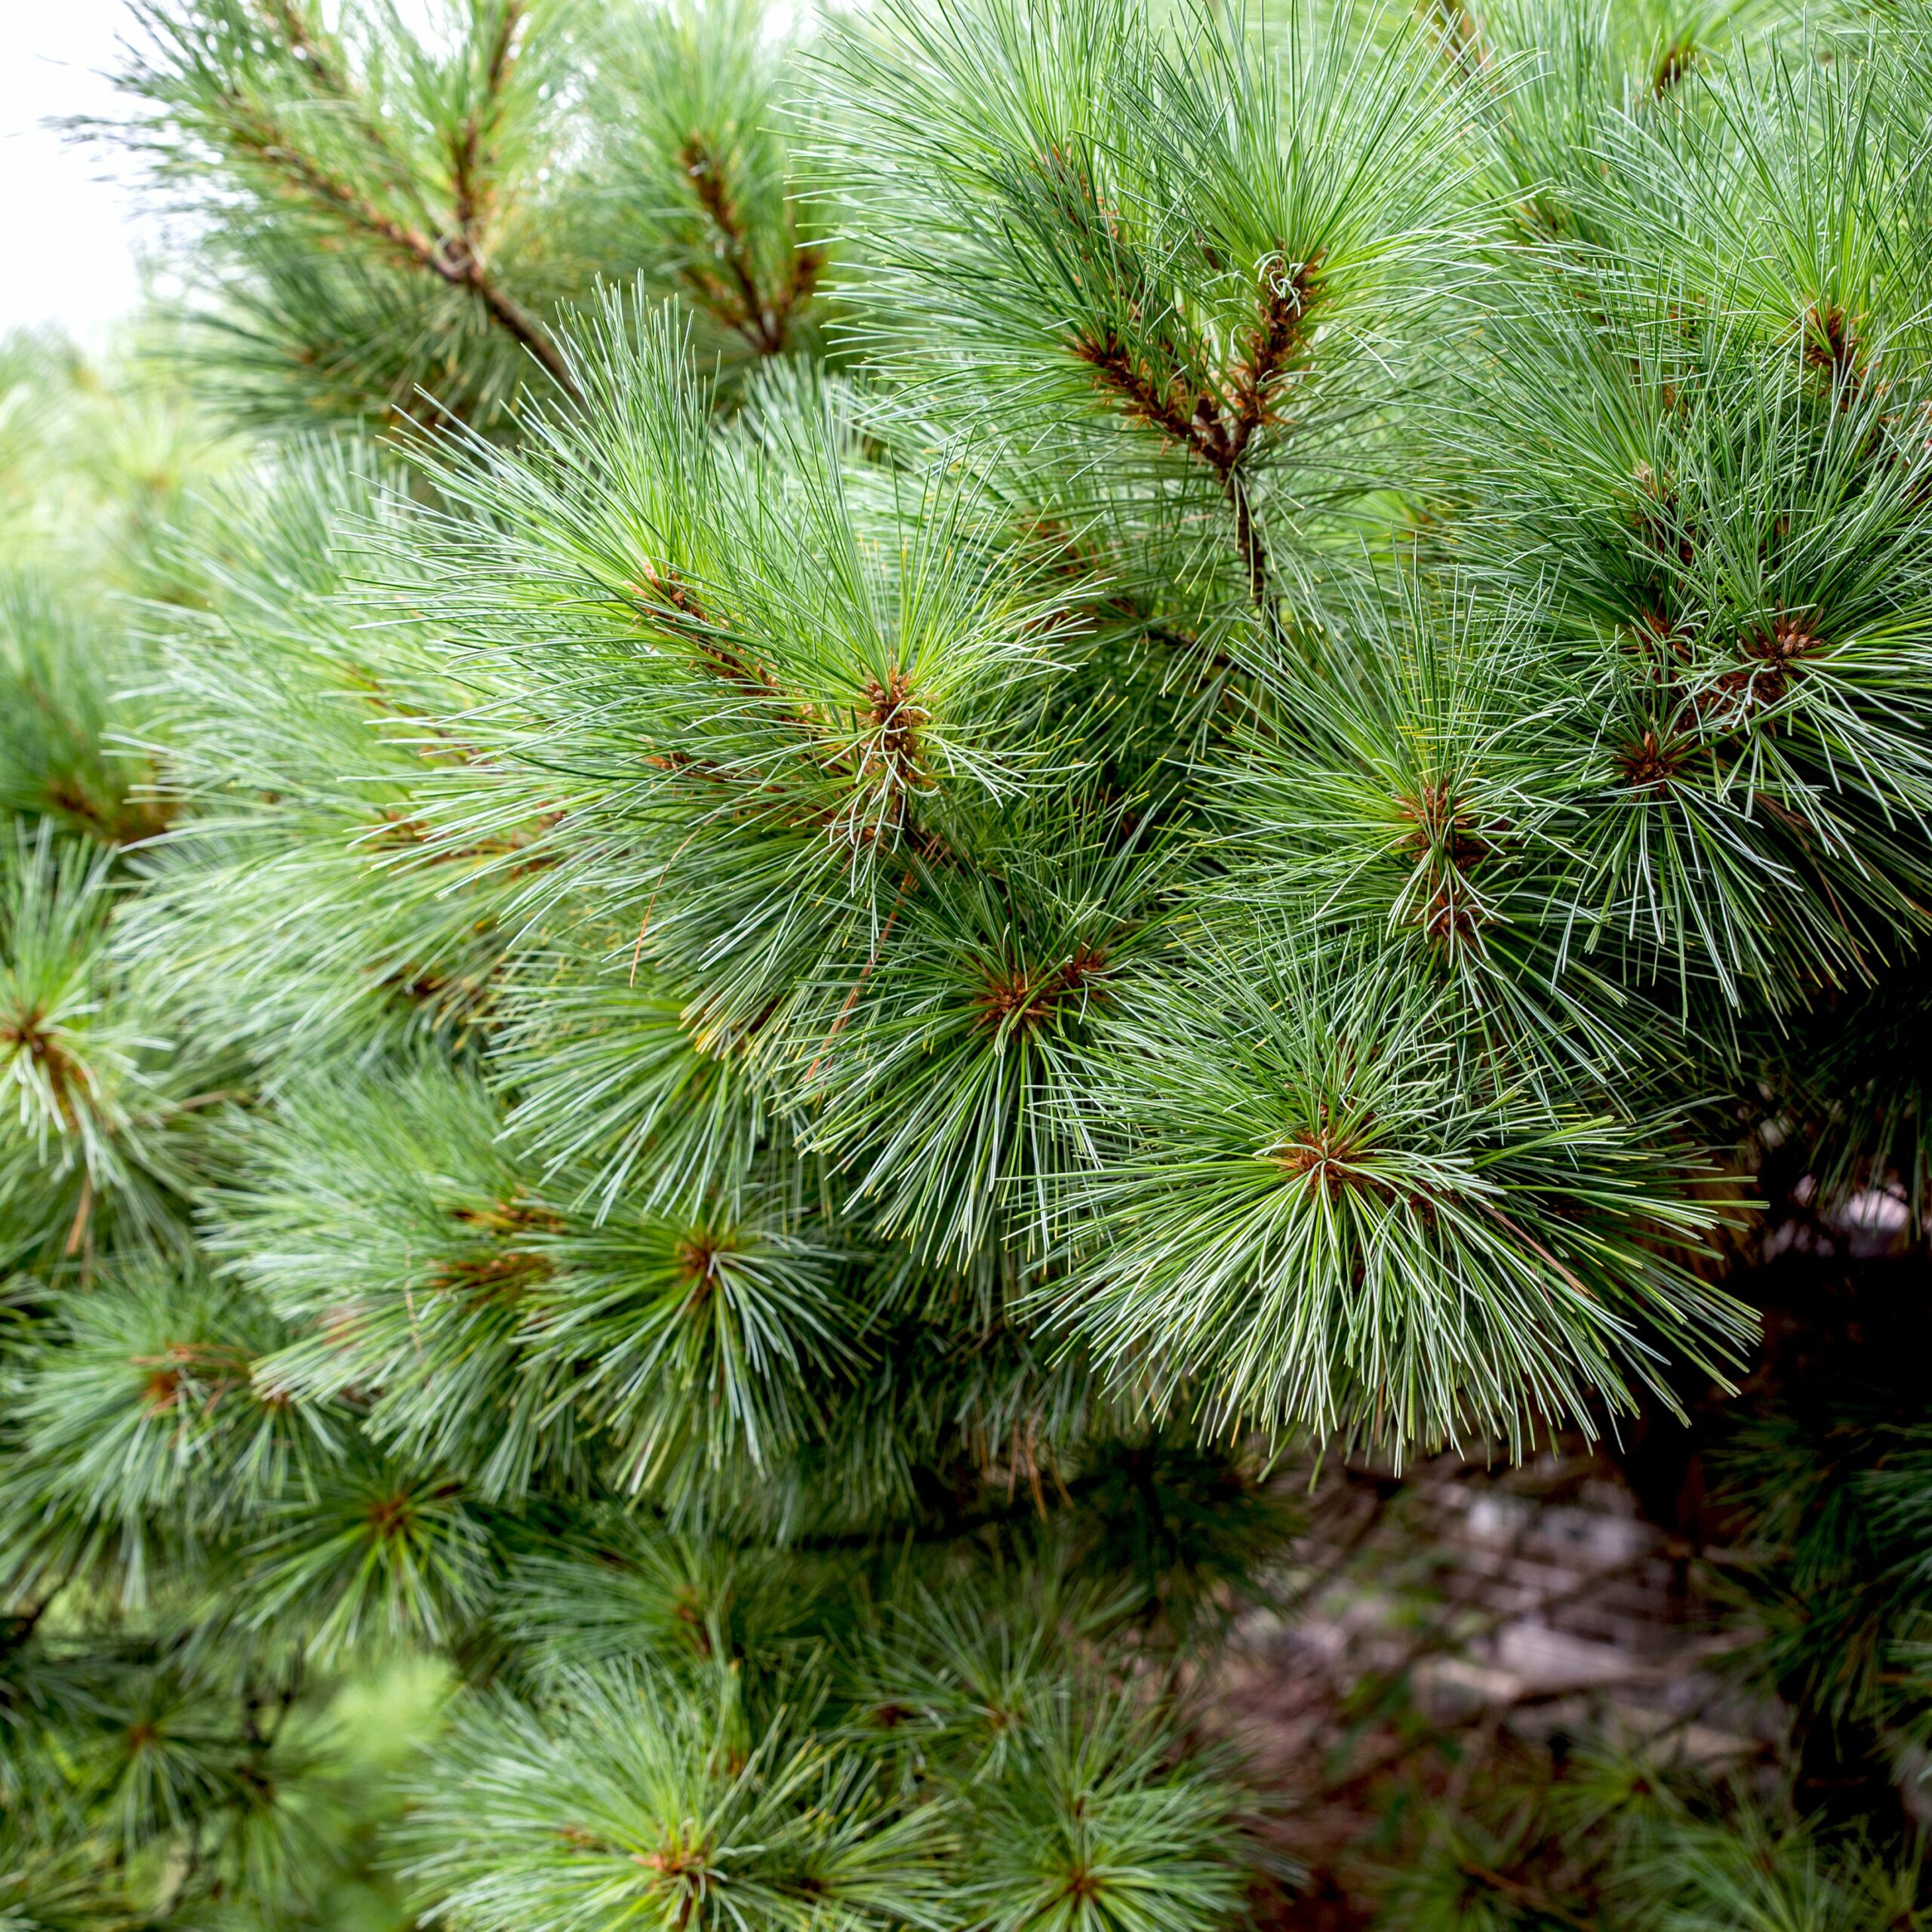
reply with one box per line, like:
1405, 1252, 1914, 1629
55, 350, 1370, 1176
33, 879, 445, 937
122, 439, 543, 1062
1376, 1746, 1930, 1931
105, 0, 832, 431
0, 826, 236, 1269
1048, 938, 1746, 1451
406, 1666, 949, 1932
1711, 1401, 1932, 1778
0, 325, 236, 845
8, 0, 1932, 1921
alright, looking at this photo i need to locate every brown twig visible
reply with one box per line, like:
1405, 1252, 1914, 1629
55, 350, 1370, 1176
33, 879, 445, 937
1458, 1858, 1601, 1932
678, 136, 817, 356
449, 2, 524, 239
805, 870, 917, 1081
1072, 255, 1320, 626
224, 91, 583, 405
63, 1170, 94, 1260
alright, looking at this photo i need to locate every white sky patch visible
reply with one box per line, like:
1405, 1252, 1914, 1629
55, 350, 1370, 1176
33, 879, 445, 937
0, 0, 471, 338
0, 0, 152, 335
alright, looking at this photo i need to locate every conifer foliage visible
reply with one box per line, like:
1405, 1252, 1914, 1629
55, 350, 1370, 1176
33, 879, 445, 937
5, 0, 1932, 1924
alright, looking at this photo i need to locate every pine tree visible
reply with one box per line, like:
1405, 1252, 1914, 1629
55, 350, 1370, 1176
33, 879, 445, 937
5, 0, 1932, 1926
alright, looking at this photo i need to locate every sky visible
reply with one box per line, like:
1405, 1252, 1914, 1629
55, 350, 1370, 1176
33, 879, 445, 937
0, 0, 149, 335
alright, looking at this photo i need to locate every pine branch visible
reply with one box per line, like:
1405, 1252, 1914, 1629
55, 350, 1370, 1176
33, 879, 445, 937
26, 8, 1932, 1924
220, 95, 582, 405
669, 140, 825, 357
1071, 254, 1318, 625
1457, 1857, 1601, 1932
449, 3, 527, 242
